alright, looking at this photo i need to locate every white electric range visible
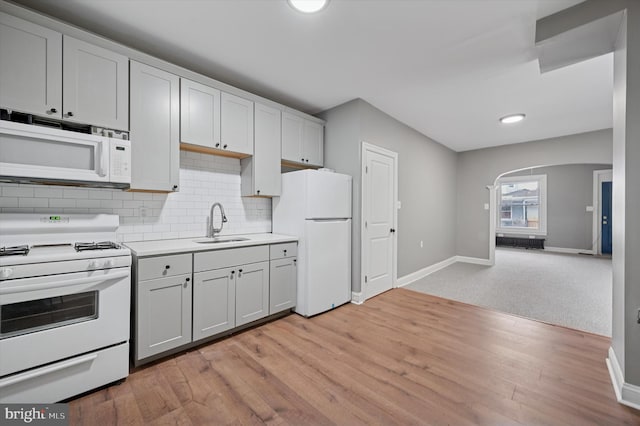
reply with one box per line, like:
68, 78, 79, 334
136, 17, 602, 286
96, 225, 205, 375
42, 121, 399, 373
0, 213, 131, 403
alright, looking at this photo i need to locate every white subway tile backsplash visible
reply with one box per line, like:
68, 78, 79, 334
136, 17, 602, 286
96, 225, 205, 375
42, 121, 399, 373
19, 198, 48, 208
0, 151, 272, 242
3, 186, 34, 197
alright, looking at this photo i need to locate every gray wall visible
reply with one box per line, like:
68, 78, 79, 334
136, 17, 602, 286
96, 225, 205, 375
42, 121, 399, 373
456, 129, 613, 259
319, 99, 458, 293
503, 164, 611, 250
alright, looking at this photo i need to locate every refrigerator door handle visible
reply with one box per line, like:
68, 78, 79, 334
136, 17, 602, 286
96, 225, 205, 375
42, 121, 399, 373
308, 218, 351, 222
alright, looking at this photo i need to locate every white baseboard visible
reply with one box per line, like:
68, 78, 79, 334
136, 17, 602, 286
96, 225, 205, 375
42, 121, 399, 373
545, 246, 594, 255
607, 346, 640, 410
351, 291, 365, 305
396, 256, 457, 288
455, 256, 493, 266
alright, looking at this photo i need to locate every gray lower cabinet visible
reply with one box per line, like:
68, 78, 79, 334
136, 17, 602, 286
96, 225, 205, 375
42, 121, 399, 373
193, 267, 235, 340
134, 242, 296, 365
235, 261, 270, 326
269, 242, 297, 314
135, 253, 193, 362
136, 273, 192, 360
269, 257, 297, 314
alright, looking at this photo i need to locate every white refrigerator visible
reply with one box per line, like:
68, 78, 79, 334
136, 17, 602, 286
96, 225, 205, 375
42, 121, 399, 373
272, 169, 352, 317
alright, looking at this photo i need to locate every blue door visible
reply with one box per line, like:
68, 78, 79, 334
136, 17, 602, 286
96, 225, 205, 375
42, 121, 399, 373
602, 181, 612, 254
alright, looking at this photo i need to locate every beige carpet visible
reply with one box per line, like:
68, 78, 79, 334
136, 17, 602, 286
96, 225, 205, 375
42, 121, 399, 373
406, 248, 612, 336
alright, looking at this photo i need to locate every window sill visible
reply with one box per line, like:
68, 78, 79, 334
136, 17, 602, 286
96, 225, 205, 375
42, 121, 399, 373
496, 228, 547, 237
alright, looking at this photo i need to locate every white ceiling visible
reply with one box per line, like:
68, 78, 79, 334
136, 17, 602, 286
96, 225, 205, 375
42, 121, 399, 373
13, 0, 612, 152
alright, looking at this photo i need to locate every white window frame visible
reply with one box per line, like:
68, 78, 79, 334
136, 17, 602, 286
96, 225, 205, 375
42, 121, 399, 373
496, 174, 547, 236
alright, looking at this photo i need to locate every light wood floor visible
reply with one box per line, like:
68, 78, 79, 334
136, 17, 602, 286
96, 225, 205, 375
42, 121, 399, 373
69, 289, 640, 425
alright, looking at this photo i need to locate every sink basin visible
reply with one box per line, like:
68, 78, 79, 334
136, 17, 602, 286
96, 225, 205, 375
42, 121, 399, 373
193, 237, 250, 244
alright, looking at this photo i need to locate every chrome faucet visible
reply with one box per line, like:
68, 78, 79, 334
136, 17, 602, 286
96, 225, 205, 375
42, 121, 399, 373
208, 202, 227, 238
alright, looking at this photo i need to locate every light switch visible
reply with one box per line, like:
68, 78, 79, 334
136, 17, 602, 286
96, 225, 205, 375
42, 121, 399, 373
397, 201, 402, 209
484, 203, 489, 210
586, 206, 594, 212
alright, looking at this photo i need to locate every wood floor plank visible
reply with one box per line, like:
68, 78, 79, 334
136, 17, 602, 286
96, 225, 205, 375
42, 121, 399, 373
67, 289, 640, 425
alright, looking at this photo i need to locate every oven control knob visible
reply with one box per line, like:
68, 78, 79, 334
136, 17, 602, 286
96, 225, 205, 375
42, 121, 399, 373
103, 259, 114, 268
0, 268, 13, 278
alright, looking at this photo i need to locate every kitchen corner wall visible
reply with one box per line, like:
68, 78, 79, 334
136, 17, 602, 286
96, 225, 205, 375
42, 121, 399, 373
0, 151, 272, 242
319, 99, 458, 293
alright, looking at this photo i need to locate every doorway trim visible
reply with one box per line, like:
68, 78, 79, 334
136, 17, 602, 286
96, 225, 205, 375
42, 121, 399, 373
361, 141, 398, 302
592, 169, 613, 255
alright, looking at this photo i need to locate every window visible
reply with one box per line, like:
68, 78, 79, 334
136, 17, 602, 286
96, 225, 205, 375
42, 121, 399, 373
497, 174, 547, 235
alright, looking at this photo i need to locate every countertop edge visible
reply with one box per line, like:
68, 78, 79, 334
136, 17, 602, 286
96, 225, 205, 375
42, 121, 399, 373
123, 234, 298, 258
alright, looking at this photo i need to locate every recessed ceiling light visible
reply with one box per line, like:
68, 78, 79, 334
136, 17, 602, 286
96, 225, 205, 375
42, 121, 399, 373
288, 0, 329, 14
499, 113, 526, 124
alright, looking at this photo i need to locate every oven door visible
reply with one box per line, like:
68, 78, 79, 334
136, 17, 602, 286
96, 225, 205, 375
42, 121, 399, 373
0, 120, 110, 183
0, 266, 130, 377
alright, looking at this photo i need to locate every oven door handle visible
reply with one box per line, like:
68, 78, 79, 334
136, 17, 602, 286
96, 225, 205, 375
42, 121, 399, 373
0, 270, 129, 295
0, 353, 98, 389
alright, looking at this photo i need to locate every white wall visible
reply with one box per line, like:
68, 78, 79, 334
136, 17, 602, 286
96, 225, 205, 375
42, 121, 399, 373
0, 150, 272, 242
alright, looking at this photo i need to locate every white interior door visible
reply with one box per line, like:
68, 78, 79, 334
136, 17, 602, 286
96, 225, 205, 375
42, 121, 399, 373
362, 143, 397, 300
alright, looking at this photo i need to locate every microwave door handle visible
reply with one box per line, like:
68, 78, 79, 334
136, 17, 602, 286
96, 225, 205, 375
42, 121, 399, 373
97, 141, 108, 177
0, 270, 129, 295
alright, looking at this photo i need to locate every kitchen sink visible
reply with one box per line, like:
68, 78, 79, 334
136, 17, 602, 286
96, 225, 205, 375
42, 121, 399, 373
193, 237, 250, 244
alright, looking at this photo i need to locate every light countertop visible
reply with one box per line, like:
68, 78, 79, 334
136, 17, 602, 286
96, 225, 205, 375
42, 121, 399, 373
123, 233, 298, 257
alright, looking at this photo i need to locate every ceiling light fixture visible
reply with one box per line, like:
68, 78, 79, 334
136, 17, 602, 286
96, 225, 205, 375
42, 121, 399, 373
288, 0, 329, 14
499, 113, 526, 124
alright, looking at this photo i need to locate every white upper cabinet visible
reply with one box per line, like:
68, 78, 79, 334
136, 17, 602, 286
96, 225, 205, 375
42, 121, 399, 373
303, 120, 324, 167
221, 92, 254, 156
0, 13, 128, 130
241, 102, 281, 197
130, 61, 180, 192
180, 78, 221, 148
0, 12, 62, 119
282, 112, 303, 163
281, 111, 324, 167
62, 36, 129, 130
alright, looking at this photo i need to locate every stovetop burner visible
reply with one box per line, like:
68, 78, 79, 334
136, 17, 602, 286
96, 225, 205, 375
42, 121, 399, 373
74, 241, 121, 252
0, 245, 30, 256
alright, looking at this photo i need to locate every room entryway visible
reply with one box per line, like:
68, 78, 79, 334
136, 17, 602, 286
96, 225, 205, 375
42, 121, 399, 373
405, 248, 612, 335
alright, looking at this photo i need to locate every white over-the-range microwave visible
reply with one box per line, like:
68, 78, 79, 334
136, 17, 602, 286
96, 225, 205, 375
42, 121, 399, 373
0, 120, 131, 188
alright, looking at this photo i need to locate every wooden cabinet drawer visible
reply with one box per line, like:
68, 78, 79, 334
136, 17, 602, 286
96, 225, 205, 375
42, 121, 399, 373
270, 242, 297, 260
194, 245, 269, 272
138, 254, 192, 281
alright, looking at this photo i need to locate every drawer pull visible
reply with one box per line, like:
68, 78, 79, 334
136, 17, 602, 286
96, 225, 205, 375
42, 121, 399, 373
0, 353, 97, 389
165, 265, 171, 269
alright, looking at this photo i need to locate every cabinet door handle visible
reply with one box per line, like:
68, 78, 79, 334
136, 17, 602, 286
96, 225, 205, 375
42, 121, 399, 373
257, 190, 260, 195
165, 265, 171, 269
283, 249, 287, 255
172, 185, 178, 190
183, 278, 189, 288
67, 111, 74, 117
301, 158, 305, 162
223, 144, 228, 149
306, 159, 309, 163
215, 143, 220, 147
48, 108, 57, 114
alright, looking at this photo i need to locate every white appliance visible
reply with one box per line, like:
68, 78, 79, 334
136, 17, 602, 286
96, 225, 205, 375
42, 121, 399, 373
273, 169, 352, 317
0, 119, 131, 188
0, 214, 131, 403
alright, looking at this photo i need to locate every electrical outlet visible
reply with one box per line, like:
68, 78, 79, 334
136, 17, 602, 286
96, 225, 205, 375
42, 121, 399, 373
420, 240, 424, 248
